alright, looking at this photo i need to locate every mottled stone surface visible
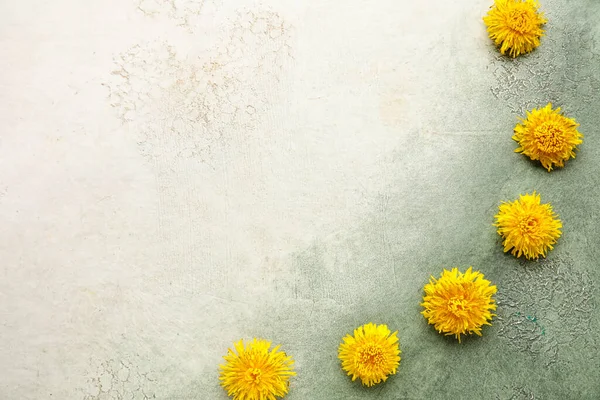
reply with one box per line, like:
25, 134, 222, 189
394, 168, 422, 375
1, 0, 599, 399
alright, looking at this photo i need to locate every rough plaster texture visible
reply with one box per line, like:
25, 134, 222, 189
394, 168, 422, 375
1, 0, 600, 399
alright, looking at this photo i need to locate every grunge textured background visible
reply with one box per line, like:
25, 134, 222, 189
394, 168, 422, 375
1, 0, 599, 398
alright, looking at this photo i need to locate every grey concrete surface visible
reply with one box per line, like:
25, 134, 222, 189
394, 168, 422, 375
1, 0, 599, 399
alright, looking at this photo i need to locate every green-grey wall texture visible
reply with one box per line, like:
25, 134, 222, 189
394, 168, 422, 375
1, 0, 599, 399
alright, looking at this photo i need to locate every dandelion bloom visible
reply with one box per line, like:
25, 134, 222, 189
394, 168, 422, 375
421, 267, 497, 343
483, 0, 547, 58
219, 339, 295, 400
338, 323, 401, 387
494, 192, 562, 259
513, 103, 583, 171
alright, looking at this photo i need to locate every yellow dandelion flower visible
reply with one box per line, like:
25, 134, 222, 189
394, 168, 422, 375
513, 103, 583, 171
338, 323, 401, 387
421, 267, 497, 343
494, 192, 562, 259
219, 339, 295, 400
483, 0, 547, 58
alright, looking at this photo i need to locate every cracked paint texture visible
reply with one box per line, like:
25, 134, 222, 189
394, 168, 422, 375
496, 255, 595, 367
104, 9, 292, 164
83, 359, 157, 400
135, 0, 215, 31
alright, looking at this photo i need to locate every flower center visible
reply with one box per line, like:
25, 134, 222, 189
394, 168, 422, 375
244, 368, 262, 384
534, 122, 564, 153
506, 9, 535, 33
358, 344, 385, 369
519, 215, 538, 233
448, 296, 470, 316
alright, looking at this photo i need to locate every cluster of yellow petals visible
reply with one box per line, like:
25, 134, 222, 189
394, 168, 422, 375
219, 339, 295, 400
338, 323, 401, 387
513, 103, 583, 171
494, 192, 562, 259
421, 267, 497, 343
483, 0, 547, 57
